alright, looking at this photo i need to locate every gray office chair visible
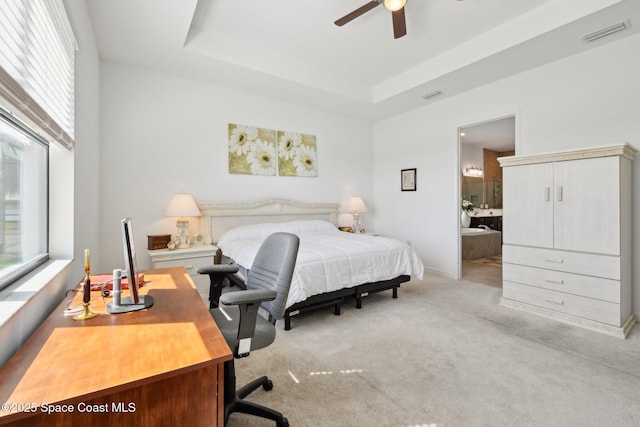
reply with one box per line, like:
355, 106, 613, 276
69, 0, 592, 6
198, 232, 299, 427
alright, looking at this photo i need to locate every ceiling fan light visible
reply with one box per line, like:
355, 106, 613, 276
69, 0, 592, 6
384, 0, 406, 12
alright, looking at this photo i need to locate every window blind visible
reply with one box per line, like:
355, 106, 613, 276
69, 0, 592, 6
0, 0, 77, 149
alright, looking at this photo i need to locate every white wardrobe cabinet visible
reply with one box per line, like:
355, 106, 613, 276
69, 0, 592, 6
499, 145, 635, 338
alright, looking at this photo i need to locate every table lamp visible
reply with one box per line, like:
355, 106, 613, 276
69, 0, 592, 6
347, 196, 368, 234
164, 193, 201, 249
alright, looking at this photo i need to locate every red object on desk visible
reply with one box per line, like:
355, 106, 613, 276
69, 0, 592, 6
89, 273, 145, 290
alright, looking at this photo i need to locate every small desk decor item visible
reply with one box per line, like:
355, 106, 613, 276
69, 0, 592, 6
401, 168, 416, 191
73, 249, 97, 320
147, 234, 172, 250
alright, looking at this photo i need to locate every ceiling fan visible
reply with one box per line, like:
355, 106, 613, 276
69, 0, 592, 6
334, 0, 408, 39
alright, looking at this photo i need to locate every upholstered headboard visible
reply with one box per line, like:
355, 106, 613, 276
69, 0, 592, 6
198, 199, 340, 245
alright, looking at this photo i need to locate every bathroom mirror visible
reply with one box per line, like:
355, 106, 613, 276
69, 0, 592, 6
461, 178, 504, 209
462, 176, 484, 207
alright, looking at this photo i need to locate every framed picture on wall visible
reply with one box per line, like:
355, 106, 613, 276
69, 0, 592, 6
401, 168, 416, 191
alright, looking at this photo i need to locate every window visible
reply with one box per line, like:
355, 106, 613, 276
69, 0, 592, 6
0, 0, 75, 290
0, 109, 48, 290
0, 0, 76, 149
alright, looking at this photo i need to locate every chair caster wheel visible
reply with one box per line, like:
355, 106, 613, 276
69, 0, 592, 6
278, 417, 289, 427
263, 379, 273, 391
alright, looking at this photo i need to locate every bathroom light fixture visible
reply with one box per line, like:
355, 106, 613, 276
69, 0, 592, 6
464, 166, 483, 177
582, 21, 627, 43
164, 193, 201, 249
384, 0, 406, 12
346, 196, 368, 234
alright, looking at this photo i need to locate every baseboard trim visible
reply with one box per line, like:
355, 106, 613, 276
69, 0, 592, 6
423, 267, 457, 280
499, 297, 636, 339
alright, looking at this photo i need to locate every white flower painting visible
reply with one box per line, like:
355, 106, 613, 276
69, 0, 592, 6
228, 124, 257, 156
228, 124, 276, 176
278, 131, 301, 161
277, 131, 318, 177
228, 123, 317, 177
247, 139, 276, 176
292, 142, 318, 177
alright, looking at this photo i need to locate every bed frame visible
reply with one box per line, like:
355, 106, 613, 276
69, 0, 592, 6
198, 199, 409, 330
281, 275, 410, 330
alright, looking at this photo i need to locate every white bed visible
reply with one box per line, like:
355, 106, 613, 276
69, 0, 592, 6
198, 200, 424, 329
218, 219, 423, 304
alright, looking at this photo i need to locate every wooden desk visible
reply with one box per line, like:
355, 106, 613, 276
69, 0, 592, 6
0, 267, 232, 426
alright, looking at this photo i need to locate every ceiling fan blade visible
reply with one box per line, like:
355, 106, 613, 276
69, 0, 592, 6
334, 1, 380, 26
392, 7, 407, 39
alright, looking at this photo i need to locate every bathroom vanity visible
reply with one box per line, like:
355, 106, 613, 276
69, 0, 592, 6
469, 209, 502, 231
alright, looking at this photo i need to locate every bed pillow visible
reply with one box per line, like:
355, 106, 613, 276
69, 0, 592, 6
285, 220, 338, 233
218, 220, 337, 246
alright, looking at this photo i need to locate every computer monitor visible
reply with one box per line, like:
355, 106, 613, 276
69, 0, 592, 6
107, 218, 153, 313
121, 217, 140, 303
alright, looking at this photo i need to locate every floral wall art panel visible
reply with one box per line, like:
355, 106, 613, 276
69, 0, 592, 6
277, 130, 318, 177
228, 123, 277, 176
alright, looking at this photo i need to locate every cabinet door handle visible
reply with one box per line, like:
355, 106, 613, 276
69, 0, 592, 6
544, 258, 564, 264
557, 186, 563, 202
545, 187, 551, 201
184, 264, 194, 270
545, 278, 564, 285
545, 298, 564, 306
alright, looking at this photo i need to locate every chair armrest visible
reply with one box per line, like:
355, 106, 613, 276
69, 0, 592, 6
197, 264, 240, 309
197, 264, 239, 275
220, 289, 278, 356
220, 289, 276, 306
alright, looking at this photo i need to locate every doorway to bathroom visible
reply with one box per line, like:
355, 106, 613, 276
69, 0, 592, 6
459, 116, 515, 287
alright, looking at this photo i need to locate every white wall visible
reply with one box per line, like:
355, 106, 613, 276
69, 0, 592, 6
70, 0, 101, 281
97, 62, 374, 273
373, 33, 640, 314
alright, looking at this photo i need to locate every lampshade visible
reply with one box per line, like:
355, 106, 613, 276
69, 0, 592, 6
346, 196, 368, 214
164, 193, 201, 218
384, 0, 406, 12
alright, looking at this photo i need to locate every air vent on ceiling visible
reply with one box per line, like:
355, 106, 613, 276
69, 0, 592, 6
582, 21, 628, 43
421, 91, 442, 100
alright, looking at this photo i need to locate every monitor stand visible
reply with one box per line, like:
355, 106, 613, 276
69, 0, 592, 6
107, 295, 154, 314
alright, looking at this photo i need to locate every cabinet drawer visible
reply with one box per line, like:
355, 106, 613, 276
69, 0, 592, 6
503, 263, 621, 303
503, 245, 620, 280
153, 256, 214, 275
503, 281, 621, 326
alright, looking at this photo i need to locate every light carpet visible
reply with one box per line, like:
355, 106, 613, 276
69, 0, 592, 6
227, 273, 640, 427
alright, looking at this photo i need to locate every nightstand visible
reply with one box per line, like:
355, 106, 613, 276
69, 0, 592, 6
148, 245, 220, 304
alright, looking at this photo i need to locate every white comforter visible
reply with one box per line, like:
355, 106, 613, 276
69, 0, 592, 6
217, 220, 424, 308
